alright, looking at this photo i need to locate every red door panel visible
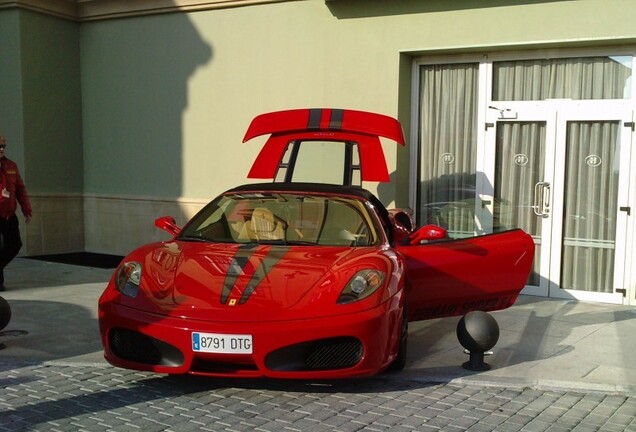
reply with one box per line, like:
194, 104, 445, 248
398, 229, 535, 321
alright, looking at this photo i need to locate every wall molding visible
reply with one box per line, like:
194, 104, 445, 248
24, 192, 209, 255
81, 192, 209, 207
0, 0, 297, 21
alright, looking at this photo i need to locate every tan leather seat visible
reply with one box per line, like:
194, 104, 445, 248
250, 207, 285, 240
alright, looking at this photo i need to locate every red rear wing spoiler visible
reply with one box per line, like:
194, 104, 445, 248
243, 108, 405, 183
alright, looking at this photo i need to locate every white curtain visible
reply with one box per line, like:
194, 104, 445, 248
418, 63, 479, 237
418, 56, 629, 293
493, 56, 628, 293
560, 121, 619, 293
493, 56, 631, 101
495, 122, 545, 286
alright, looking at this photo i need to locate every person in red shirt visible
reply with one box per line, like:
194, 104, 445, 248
0, 134, 32, 291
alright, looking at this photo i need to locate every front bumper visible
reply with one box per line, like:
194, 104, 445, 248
98, 297, 402, 379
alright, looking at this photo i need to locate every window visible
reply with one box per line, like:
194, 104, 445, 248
276, 141, 361, 185
417, 63, 480, 237
493, 56, 632, 101
415, 53, 633, 239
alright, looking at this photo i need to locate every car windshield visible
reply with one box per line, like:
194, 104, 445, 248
178, 192, 380, 246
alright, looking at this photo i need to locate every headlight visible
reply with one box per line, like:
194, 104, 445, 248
115, 261, 142, 298
337, 269, 385, 304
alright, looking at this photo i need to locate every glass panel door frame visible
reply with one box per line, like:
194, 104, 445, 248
410, 51, 636, 305
481, 100, 633, 304
482, 102, 557, 298
550, 102, 632, 304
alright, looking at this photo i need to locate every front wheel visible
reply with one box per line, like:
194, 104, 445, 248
388, 300, 408, 371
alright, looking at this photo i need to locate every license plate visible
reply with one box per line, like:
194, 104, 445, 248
192, 332, 253, 354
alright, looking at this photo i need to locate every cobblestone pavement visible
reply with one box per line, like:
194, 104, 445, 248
1, 259, 636, 431
1, 363, 635, 432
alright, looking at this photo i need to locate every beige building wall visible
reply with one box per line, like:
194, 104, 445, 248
0, 7, 84, 255
2, 0, 636, 256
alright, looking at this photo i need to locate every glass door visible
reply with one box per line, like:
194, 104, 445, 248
550, 106, 632, 303
482, 104, 556, 297
482, 102, 632, 303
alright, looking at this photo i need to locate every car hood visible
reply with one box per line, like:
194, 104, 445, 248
150, 242, 357, 321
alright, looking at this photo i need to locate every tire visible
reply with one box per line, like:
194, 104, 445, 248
388, 299, 408, 372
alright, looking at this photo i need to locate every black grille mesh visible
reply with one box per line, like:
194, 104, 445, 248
265, 337, 364, 371
110, 328, 162, 365
305, 338, 363, 370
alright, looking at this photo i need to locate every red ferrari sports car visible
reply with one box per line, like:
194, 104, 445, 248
98, 108, 534, 379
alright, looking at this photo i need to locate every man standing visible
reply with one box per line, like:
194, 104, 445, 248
0, 134, 31, 291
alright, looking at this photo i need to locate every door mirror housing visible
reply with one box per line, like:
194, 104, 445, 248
407, 224, 448, 245
389, 209, 415, 245
154, 216, 181, 237
389, 209, 414, 232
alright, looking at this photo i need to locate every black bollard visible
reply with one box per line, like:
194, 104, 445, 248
456, 311, 499, 371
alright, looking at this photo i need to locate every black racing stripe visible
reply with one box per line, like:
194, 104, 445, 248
221, 245, 257, 304
239, 246, 290, 305
308, 109, 322, 129
329, 109, 344, 130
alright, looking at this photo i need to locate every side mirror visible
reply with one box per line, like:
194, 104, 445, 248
388, 209, 415, 245
154, 216, 181, 237
388, 209, 414, 232
407, 224, 448, 245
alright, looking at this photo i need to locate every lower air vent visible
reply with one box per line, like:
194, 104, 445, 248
109, 327, 183, 366
305, 338, 364, 369
265, 337, 363, 371
191, 358, 259, 374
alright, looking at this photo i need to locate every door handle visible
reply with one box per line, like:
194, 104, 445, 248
533, 182, 551, 218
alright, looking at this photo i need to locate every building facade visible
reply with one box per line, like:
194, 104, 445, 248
1, 0, 636, 305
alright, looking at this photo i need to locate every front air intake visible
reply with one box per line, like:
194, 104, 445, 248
304, 338, 364, 369
109, 327, 183, 366
265, 337, 364, 371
